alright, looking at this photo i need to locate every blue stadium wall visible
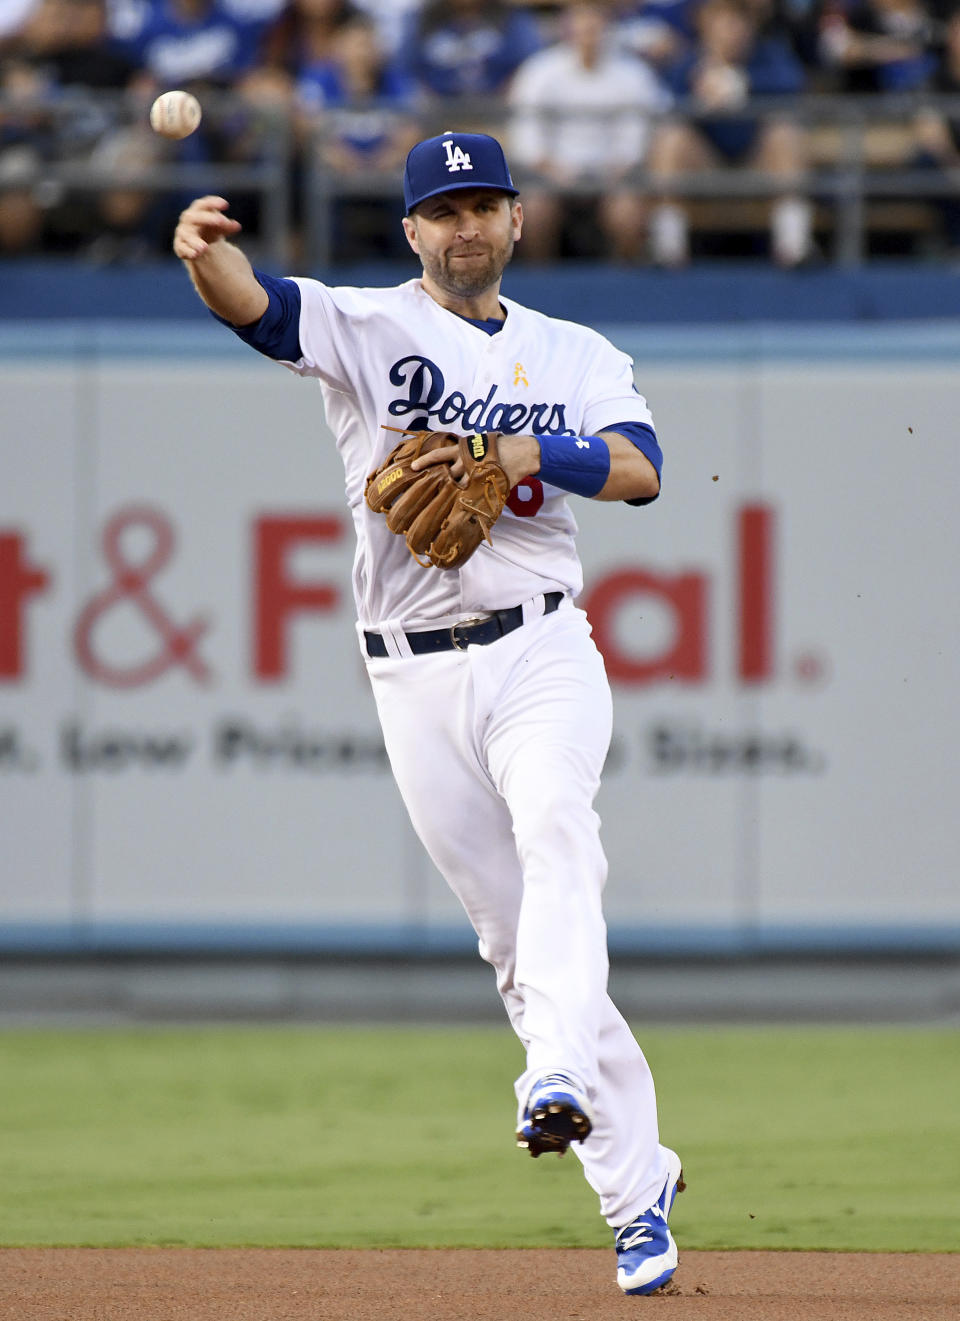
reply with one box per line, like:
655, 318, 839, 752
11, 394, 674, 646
5, 258, 960, 323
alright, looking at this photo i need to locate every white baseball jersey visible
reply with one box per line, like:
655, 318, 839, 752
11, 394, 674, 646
279, 276, 654, 630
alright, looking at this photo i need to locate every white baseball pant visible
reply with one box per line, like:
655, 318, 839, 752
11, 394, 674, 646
365, 599, 670, 1225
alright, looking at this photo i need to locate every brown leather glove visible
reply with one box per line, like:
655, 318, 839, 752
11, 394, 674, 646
365, 429, 510, 570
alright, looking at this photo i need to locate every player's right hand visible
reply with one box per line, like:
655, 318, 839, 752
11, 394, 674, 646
173, 196, 242, 261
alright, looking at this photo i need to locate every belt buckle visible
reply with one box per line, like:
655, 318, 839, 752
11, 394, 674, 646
450, 615, 487, 651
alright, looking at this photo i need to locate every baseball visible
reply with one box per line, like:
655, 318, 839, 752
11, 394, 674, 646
149, 90, 202, 140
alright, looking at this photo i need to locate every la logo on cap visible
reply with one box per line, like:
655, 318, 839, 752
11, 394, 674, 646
442, 136, 473, 174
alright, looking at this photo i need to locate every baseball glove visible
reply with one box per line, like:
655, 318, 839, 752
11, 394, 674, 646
364, 428, 510, 570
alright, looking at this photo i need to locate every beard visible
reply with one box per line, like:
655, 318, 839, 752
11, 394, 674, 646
421, 233, 515, 299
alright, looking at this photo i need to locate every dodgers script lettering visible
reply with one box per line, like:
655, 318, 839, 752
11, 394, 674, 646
386, 356, 573, 435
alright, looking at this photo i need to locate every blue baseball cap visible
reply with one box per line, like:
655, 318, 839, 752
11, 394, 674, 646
403, 131, 519, 214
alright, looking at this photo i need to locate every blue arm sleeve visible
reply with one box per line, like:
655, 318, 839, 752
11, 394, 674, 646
210, 269, 303, 362
603, 420, 663, 506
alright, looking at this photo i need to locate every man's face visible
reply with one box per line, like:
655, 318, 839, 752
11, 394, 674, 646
403, 190, 523, 299
567, 3, 607, 58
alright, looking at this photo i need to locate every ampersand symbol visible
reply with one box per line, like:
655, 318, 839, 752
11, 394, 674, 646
74, 506, 211, 687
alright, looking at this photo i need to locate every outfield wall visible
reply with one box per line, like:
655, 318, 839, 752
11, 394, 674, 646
1, 320, 958, 954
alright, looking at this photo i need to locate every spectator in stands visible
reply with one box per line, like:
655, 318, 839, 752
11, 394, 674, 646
913, 7, 960, 250
297, 10, 413, 157
261, 0, 358, 78
398, 0, 542, 101
297, 10, 417, 257
742, 0, 823, 69
509, 0, 670, 261
0, 56, 49, 252
109, 0, 285, 88
1, 0, 140, 253
26, 0, 136, 86
615, 0, 697, 71
349, 0, 421, 56
817, 0, 938, 91
647, 0, 813, 265
1, 0, 42, 46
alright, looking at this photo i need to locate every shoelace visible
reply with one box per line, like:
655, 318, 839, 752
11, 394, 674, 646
617, 1222, 655, 1251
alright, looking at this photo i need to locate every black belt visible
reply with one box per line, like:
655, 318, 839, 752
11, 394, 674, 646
364, 592, 563, 658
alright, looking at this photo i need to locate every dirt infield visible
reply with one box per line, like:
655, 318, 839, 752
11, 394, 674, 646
3, 1249, 958, 1320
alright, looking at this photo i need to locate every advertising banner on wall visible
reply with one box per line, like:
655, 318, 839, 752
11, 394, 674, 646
1, 323, 957, 952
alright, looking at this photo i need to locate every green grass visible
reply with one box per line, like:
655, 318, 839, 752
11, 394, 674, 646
0, 1025, 957, 1250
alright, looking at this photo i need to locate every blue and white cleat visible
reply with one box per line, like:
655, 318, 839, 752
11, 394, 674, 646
516, 1071, 594, 1158
615, 1148, 686, 1296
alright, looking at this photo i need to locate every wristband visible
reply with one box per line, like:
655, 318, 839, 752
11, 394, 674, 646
535, 434, 610, 498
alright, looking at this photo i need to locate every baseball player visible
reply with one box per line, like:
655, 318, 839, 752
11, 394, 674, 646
173, 130, 683, 1296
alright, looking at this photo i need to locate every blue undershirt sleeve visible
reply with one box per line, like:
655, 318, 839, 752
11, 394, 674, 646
603, 420, 663, 506
210, 269, 303, 362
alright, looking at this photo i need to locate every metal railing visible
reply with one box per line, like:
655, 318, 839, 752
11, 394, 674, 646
298, 93, 960, 266
4, 89, 960, 267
